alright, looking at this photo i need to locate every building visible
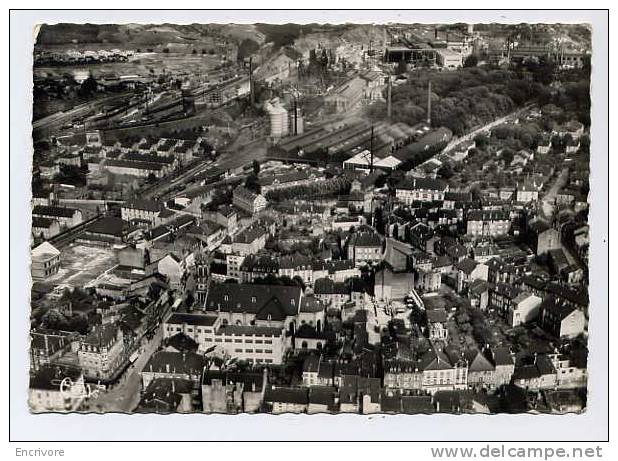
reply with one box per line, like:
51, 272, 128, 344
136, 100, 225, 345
455, 258, 488, 293
490, 346, 515, 387
464, 349, 496, 389
324, 77, 366, 113
313, 278, 350, 310
204, 283, 324, 334
508, 292, 543, 327
32, 217, 61, 240
436, 48, 463, 68
466, 210, 511, 237
120, 199, 164, 226
136, 378, 194, 414
516, 182, 541, 203
264, 386, 309, 414
231, 226, 268, 256
239, 254, 280, 283
157, 253, 193, 289
528, 219, 561, 256
420, 348, 468, 394
265, 99, 289, 139
233, 186, 267, 215
395, 177, 448, 204
29, 366, 86, 412
142, 351, 206, 389
31, 242, 61, 281
490, 282, 521, 320
29, 329, 77, 371
202, 369, 267, 414
426, 308, 449, 341
415, 269, 442, 292
539, 297, 587, 339
77, 324, 125, 381
347, 231, 383, 265
214, 324, 287, 365
32, 205, 83, 229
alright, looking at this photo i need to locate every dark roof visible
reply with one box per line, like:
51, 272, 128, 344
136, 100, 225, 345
348, 231, 382, 248
264, 386, 309, 405
32, 205, 79, 218
465, 349, 495, 373
144, 351, 206, 375
456, 257, 478, 274
216, 324, 282, 337
540, 297, 581, 321
490, 346, 514, 367
32, 217, 57, 229
166, 313, 218, 327
202, 370, 265, 392
308, 386, 336, 408
86, 217, 125, 237
81, 324, 119, 347
205, 283, 302, 317
165, 332, 199, 353
314, 278, 349, 295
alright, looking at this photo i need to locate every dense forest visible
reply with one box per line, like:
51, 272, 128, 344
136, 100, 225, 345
367, 59, 591, 137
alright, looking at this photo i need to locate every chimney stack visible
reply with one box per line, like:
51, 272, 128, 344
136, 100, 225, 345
249, 57, 254, 105
427, 81, 432, 126
387, 76, 392, 119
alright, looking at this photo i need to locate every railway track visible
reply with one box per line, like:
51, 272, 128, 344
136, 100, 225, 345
45, 214, 103, 249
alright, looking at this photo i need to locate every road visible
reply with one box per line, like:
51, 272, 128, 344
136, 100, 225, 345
541, 167, 570, 219
442, 103, 535, 155
87, 324, 163, 413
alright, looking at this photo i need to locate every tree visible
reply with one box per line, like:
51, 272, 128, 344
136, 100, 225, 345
463, 54, 479, 68
237, 38, 260, 62
79, 75, 98, 97
437, 163, 454, 180
244, 174, 261, 194
252, 159, 261, 176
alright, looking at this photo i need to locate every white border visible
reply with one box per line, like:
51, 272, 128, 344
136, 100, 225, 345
9, 9, 609, 441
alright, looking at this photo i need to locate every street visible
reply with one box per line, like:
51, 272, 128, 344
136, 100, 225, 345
541, 167, 570, 219
86, 324, 163, 413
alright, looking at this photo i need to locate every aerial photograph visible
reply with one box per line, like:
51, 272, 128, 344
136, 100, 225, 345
29, 21, 592, 415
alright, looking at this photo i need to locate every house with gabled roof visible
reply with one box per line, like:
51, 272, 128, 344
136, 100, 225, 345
465, 348, 495, 389
31, 241, 61, 281
420, 347, 467, 394
455, 258, 488, 293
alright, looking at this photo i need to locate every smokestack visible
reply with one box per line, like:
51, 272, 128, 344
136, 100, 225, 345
435, 28, 438, 40
427, 81, 432, 126
387, 76, 392, 119
294, 98, 298, 135
249, 56, 254, 105
370, 124, 374, 173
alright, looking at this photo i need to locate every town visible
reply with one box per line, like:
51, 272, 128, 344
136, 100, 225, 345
29, 22, 591, 415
